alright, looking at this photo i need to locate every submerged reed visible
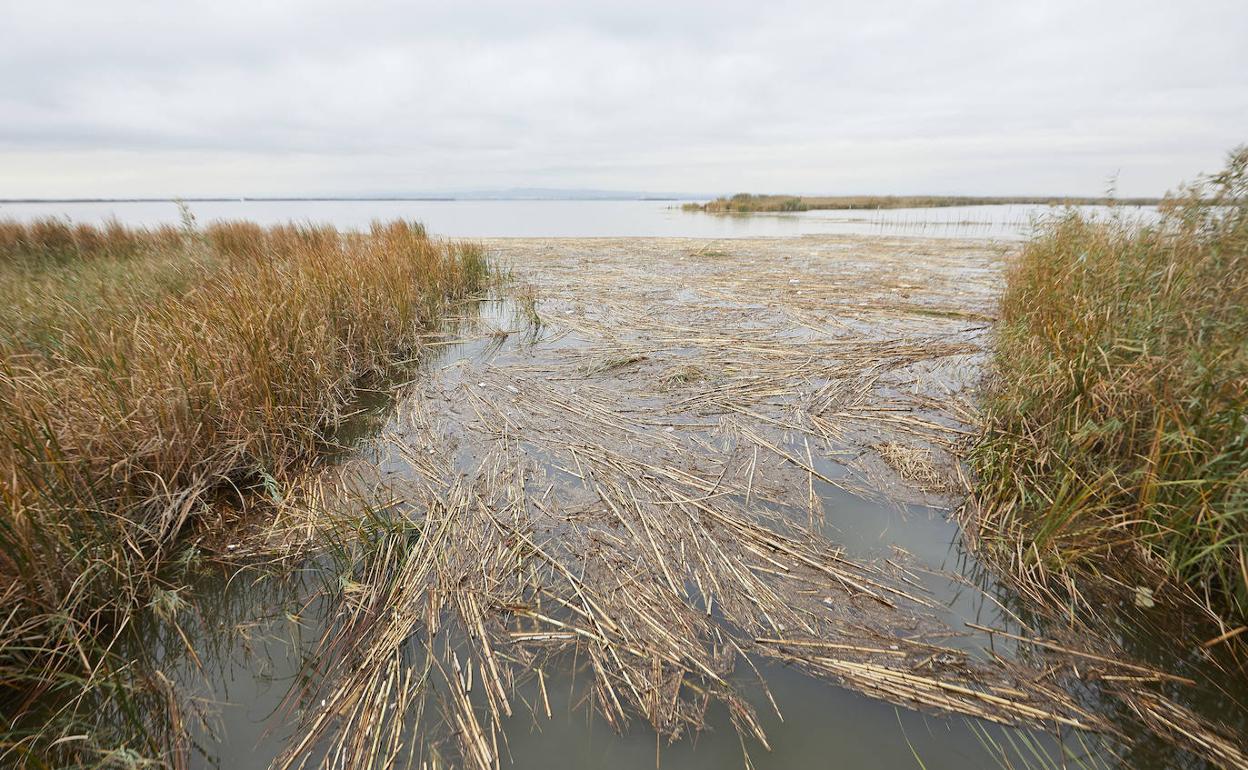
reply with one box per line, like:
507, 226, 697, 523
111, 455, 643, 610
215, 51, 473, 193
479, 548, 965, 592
973, 147, 1248, 622
0, 216, 487, 764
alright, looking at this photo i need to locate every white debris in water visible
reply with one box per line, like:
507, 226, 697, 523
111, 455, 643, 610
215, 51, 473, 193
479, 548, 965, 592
478, 382, 487, 388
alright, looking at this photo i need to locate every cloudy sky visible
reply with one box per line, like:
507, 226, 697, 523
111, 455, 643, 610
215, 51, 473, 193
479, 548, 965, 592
2, 0, 1245, 198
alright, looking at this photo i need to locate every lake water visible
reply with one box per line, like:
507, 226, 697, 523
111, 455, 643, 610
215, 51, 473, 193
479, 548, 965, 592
0, 199, 1160, 240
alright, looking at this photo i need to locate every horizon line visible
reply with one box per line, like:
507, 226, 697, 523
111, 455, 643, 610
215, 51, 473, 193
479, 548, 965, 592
0, 193, 1166, 204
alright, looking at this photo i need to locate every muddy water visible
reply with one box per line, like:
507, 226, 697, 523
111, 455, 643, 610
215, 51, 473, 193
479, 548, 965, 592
125, 236, 1242, 770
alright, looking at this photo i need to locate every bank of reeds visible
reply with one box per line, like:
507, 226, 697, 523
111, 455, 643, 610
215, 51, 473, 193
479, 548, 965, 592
972, 147, 1248, 624
0, 216, 487, 763
683, 193, 1161, 213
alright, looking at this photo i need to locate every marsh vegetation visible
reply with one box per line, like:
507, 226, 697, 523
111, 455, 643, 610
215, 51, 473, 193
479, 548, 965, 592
973, 147, 1248, 627
683, 193, 1163, 214
0, 216, 487, 764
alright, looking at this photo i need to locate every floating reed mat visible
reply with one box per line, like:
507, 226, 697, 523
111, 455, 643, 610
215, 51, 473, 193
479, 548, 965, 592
249, 236, 1243, 768
275, 442, 1107, 769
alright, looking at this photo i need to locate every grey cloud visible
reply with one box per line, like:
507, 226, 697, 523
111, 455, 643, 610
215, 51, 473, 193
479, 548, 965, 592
1, 0, 1245, 196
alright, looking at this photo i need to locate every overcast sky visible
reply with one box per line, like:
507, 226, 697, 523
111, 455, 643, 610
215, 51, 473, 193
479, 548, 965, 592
2, 0, 1245, 198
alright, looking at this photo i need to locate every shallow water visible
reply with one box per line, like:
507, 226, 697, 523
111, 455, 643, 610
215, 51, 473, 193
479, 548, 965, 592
167, 572, 1093, 770
0, 198, 1158, 240
75, 255, 1238, 769
132, 298, 1114, 770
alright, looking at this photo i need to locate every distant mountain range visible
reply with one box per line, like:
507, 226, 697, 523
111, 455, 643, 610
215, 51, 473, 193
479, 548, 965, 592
0, 189, 711, 203
435, 188, 708, 201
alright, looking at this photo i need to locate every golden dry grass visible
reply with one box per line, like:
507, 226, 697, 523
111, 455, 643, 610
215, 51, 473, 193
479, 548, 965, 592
0, 216, 487, 763
973, 147, 1248, 624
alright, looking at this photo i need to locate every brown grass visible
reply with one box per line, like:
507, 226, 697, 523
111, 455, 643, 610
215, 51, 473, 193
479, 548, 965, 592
972, 146, 1248, 623
0, 216, 487, 763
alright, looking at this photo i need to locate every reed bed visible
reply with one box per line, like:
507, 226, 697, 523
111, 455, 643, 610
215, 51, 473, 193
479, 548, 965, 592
683, 194, 1161, 214
972, 147, 1248, 625
0, 216, 487, 765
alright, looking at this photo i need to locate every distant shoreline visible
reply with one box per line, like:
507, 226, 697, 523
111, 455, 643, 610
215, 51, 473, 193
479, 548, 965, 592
684, 194, 1163, 213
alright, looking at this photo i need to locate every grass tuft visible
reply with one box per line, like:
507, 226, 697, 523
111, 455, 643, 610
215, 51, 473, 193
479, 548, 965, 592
0, 217, 487, 763
972, 146, 1248, 621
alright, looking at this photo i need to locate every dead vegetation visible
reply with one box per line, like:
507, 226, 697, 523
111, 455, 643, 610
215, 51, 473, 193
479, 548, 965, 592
0, 217, 488, 765
9, 226, 1246, 768
257, 234, 1245, 769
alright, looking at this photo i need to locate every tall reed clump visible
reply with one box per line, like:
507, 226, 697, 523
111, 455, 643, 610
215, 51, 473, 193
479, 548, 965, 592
0, 217, 487, 762
973, 147, 1248, 622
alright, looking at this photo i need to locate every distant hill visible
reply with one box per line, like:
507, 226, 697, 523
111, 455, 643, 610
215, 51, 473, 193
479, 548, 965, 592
443, 188, 706, 201
0, 189, 709, 203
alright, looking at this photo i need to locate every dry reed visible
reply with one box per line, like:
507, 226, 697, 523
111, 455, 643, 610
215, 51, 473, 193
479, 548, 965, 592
261, 233, 1242, 769
0, 215, 487, 765
972, 146, 1248, 623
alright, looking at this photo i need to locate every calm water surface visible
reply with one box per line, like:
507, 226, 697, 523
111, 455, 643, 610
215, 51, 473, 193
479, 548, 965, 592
0, 199, 1159, 240
150, 301, 1123, 770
